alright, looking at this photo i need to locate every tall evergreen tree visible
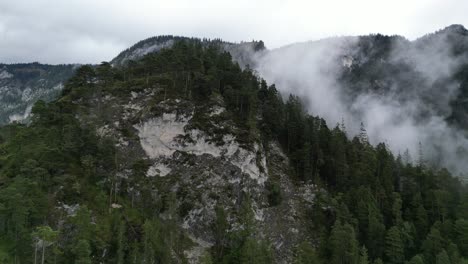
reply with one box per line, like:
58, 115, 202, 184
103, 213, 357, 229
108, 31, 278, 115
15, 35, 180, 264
384, 226, 404, 264
454, 219, 468, 257
72, 240, 92, 264
422, 226, 444, 263
329, 220, 359, 264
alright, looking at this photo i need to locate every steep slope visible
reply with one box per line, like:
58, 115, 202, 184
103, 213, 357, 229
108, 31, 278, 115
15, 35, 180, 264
0, 37, 262, 128
338, 24, 468, 125
0, 40, 315, 263
76, 42, 313, 263
0, 63, 76, 124
111, 35, 264, 68
115, 28, 468, 169
251, 25, 468, 174
0, 34, 467, 264
78, 87, 312, 263
111, 36, 188, 67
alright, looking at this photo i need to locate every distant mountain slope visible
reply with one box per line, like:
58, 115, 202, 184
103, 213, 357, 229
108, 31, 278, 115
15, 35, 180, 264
0, 63, 76, 124
1, 33, 467, 264
250, 25, 468, 174
111, 35, 265, 68
4, 26, 468, 174
338, 24, 468, 127
111, 35, 187, 67
0, 36, 264, 127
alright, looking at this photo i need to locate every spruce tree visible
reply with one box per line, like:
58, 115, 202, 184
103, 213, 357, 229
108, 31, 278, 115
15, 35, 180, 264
422, 226, 444, 263
385, 226, 404, 264
72, 240, 92, 264
359, 246, 369, 264
435, 250, 450, 264
454, 219, 468, 257
329, 220, 359, 264
408, 255, 424, 264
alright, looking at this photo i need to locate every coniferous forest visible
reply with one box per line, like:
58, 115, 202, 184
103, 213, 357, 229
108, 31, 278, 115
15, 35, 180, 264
0, 39, 467, 264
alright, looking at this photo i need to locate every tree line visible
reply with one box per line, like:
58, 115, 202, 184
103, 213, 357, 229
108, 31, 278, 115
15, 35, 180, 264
0, 39, 466, 263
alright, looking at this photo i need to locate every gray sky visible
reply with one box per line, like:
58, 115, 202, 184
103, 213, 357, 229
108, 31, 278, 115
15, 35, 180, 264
0, 0, 467, 64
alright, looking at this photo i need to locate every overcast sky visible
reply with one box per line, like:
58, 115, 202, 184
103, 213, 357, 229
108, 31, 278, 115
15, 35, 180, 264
0, 0, 467, 64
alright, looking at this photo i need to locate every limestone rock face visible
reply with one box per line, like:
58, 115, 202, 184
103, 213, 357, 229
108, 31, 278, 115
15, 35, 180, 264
0, 63, 75, 125
76, 86, 315, 263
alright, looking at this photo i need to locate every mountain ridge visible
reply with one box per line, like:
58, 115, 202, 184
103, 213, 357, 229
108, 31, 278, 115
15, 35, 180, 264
3, 25, 468, 174
0, 63, 76, 124
0, 31, 467, 263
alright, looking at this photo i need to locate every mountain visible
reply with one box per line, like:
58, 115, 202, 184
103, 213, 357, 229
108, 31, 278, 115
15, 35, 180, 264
0, 37, 262, 126
111, 35, 188, 67
338, 24, 468, 127
111, 35, 264, 68
250, 25, 468, 174
0, 35, 467, 264
0, 41, 314, 263
0, 63, 76, 124
3, 25, 468, 140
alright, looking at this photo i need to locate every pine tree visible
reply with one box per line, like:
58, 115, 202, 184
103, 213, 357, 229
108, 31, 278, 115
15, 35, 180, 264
128, 242, 140, 264
340, 117, 347, 134
200, 251, 214, 264
384, 226, 404, 264
357, 198, 370, 241
435, 250, 450, 264
422, 226, 444, 263
417, 142, 424, 168
141, 219, 170, 264
116, 220, 126, 264
408, 255, 424, 264
331, 126, 349, 189
457, 192, 468, 219
359, 122, 369, 145
391, 193, 403, 226
367, 206, 385, 259
239, 238, 273, 264
415, 204, 429, 240
403, 149, 412, 165
373, 259, 384, 264
72, 239, 92, 264
454, 219, 468, 257
212, 205, 229, 261
400, 222, 416, 259
359, 246, 369, 264
329, 220, 359, 264
446, 242, 461, 264
72, 206, 94, 241
32, 226, 59, 264
295, 242, 322, 264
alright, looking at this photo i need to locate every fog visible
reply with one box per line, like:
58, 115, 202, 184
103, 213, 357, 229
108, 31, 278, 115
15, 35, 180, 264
2, 0, 468, 64
248, 27, 468, 175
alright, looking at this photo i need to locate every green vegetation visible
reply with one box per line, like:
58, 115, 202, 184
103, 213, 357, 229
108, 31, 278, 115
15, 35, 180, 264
0, 63, 75, 125
0, 38, 467, 263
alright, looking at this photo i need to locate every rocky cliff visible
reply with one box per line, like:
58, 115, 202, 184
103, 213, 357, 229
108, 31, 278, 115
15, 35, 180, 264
0, 63, 75, 124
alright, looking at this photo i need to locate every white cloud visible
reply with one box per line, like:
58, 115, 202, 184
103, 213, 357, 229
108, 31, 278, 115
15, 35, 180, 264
0, 0, 467, 64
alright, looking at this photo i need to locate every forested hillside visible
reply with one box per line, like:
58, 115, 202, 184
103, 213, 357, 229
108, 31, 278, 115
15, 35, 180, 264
0, 39, 467, 264
252, 25, 468, 176
0, 63, 75, 125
